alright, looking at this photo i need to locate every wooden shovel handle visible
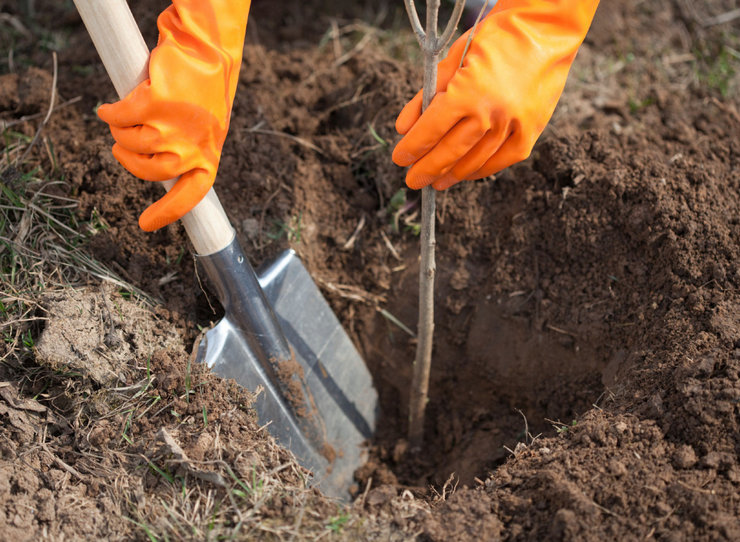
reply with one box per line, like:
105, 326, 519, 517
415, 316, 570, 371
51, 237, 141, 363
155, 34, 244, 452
73, 0, 234, 256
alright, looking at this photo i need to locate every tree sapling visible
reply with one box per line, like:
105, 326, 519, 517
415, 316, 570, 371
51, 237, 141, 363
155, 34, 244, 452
402, 0, 466, 449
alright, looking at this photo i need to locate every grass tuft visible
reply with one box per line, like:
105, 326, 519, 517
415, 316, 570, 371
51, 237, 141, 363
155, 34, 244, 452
0, 132, 152, 367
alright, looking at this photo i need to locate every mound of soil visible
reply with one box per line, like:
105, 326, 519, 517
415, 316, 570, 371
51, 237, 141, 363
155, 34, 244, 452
1, 0, 739, 539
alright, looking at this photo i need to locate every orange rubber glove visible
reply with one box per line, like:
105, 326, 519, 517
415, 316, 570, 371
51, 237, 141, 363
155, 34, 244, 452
97, 0, 250, 231
393, 0, 599, 190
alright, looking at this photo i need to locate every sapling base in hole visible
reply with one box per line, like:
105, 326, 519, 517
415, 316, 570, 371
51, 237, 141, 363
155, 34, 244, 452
402, 0, 466, 449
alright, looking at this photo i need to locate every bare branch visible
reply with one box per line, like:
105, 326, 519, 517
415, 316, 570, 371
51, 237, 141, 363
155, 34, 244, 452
459, 0, 489, 68
426, 0, 441, 43
403, 0, 426, 44
437, 0, 467, 52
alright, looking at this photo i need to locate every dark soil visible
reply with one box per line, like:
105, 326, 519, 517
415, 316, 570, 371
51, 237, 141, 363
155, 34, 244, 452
1, 0, 739, 539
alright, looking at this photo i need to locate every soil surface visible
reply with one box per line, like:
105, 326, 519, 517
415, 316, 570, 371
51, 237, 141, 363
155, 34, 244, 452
1, 0, 739, 540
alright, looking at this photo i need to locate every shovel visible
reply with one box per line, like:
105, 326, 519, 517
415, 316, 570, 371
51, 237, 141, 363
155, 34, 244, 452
74, 0, 377, 500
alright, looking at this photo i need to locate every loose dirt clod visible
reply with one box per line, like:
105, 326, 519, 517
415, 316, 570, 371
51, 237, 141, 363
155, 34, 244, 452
36, 284, 183, 385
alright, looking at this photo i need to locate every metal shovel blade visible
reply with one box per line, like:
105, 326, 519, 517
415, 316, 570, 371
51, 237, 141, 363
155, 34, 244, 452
195, 237, 378, 500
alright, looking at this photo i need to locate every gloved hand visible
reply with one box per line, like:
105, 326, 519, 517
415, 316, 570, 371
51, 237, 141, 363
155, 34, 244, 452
98, 0, 251, 231
392, 0, 599, 190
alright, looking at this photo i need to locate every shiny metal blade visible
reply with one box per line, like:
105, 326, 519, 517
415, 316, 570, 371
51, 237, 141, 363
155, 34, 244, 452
196, 240, 377, 500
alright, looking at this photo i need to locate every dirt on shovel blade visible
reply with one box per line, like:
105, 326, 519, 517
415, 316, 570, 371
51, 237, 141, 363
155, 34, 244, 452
0, 0, 739, 540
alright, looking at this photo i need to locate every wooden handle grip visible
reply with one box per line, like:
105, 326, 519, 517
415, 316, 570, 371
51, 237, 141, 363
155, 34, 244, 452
73, 0, 234, 256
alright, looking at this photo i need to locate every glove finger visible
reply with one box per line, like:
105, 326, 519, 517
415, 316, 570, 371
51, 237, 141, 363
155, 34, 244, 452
138, 168, 213, 231
449, 124, 512, 180
395, 89, 423, 135
431, 172, 463, 190
429, 127, 511, 191
111, 144, 184, 182
395, 30, 472, 136
97, 81, 152, 128
109, 124, 164, 155
464, 131, 533, 181
392, 93, 465, 167
404, 117, 487, 189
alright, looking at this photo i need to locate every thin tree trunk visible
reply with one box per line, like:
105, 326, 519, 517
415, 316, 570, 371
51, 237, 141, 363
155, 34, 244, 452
404, 0, 465, 450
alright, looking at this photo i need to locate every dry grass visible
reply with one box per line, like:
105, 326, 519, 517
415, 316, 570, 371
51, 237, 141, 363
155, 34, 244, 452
83, 352, 346, 540
0, 22, 354, 540
0, 43, 157, 364
0, 166, 350, 541
0, 154, 152, 362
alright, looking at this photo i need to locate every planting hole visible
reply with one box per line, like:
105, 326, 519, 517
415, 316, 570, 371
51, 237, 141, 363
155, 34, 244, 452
359, 257, 608, 488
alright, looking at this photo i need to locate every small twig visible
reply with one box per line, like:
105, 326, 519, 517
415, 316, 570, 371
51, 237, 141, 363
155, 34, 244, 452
0, 13, 32, 39
256, 184, 284, 250
709, 97, 740, 124
378, 308, 416, 338
459, 0, 490, 68
334, 29, 376, 67
18, 52, 58, 165
25, 201, 80, 237
41, 444, 86, 481
322, 86, 374, 120
546, 323, 577, 337
359, 476, 373, 507
438, 0, 467, 51
318, 279, 386, 306
246, 124, 325, 156
379, 230, 401, 260
516, 409, 530, 442
403, 0, 426, 44
0, 96, 82, 132
440, 472, 458, 501
702, 8, 740, 27
329, 19, 342, 59
342, 215, 366, 251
